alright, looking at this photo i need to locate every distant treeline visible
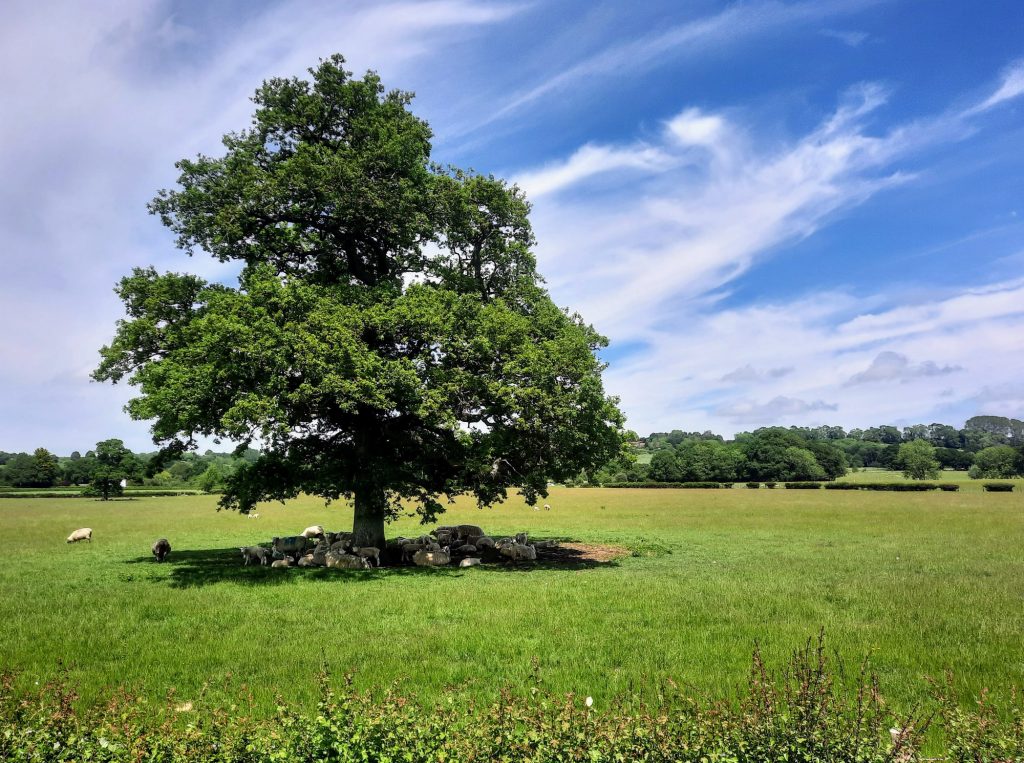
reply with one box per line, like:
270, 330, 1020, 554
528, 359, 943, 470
0, 439, 259, 495
587, 415, 1024, 485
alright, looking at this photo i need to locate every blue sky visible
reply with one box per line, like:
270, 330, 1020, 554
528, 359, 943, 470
1, 0, 1022, 453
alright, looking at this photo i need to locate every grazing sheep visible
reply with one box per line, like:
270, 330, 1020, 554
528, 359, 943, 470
459, 557, 482, 568
151, 538, 171, 562
543, 504, 551, 511
326, 551, 371, 570
499, 543, 537, 562
240, 546, 272, 566
272, 536, 308, 559
352, 546, 381, 567
301, 525, 324, 539
247, 512, 260, 519
271, 558, 292, 568
66, 528, 92, 544
297, 554, 316, 567
413, 548, 451, 567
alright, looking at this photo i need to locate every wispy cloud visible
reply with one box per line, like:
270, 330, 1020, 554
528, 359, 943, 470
821, 28, 869, 47
461, 0, 885, 134
720, 365, 794, 383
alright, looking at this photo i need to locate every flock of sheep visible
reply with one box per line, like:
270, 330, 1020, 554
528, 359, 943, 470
242, 522, 555, 570
64, 522, 553, 570
66, 527, 173, 563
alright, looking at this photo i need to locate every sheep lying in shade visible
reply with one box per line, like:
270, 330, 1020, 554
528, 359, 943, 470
271, 558, 292, 568
151, 538, 171, 562
301, 525, 324, 539
414, 548, 451, 567
499, 542, 537, 562
66, 528, 92, 543
326, 551, 371, 570
459, 557, 482, 568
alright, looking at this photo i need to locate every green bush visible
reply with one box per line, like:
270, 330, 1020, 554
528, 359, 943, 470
0, 638, 961, 763
938, 483, 960, 492
784, 482, 822, 489
824, 483, 860, 490
745, 482, 760, 489
983, 482, 1015, 492
764, 482, 777, 488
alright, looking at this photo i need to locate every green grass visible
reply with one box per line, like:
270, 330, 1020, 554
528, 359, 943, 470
1, 487, 1021, 721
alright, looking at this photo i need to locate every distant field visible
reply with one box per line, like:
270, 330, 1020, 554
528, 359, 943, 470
0, 486, 1021, 722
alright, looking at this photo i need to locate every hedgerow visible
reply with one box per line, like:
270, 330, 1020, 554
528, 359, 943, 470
784, 482, 823, 489
983, 483, 1015, 492
1, 638, 1021, 762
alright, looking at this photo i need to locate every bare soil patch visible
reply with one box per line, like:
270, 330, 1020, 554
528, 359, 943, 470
536, 542, 629, 564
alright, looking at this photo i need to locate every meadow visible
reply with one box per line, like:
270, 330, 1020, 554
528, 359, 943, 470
0, 482, 1021, 722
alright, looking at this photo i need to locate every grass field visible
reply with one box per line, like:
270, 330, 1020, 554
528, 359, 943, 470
1, 485, 1021, 722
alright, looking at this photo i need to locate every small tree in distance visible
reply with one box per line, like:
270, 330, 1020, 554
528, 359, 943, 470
896, 439, 940, 480
93, 55, 625, 546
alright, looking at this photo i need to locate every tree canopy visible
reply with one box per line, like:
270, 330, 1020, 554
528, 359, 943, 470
94, 55, 624, 545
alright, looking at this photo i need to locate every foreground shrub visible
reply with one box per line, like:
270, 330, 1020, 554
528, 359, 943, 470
746, 482, 760, 489
0, 637, 944, 763
983, 482, 1015, 492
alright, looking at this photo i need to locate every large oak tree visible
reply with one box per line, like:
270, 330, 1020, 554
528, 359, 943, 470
95, 56, 624, 546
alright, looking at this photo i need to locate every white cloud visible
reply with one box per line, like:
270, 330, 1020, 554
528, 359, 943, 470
844, 351, 963, 385
515, 144, 669, 198
603, 280, 1024, 436
716, 396, 838, 424
720, 365, 794, 383
964, 60, 1024, 116
0, 0, 519, 452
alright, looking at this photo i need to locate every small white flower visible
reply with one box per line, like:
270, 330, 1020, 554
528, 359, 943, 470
585, 696, 593, 707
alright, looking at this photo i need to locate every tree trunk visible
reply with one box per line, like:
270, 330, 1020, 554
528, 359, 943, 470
352, 487, 386, 549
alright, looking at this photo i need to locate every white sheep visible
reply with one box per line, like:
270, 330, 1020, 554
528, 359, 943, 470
544, 503, 551, 511
247, 512, 260, 519
326, 551, 371, 570
352, 546, 381, 567
499, 542, 537, 562
297, 554, 316, 567
413, 548, 451, 567
66, 528, 92, 544
271, 558, 292, 568
301, 525, 324, 539
459, 557, 482, 568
